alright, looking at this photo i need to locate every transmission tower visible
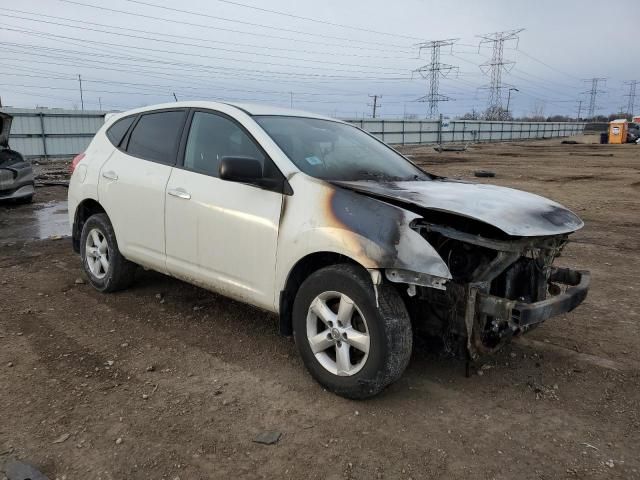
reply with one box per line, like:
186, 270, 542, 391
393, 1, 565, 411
576, 100, 583, 121
582, 78, 606, 119
624, 80, 638, 116
413, 39, 459, 119
477, 29, 523, 119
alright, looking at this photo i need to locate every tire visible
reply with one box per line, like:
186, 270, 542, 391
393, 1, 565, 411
15, 194, 33, 204
80, 213, 136, 292
293, 264, 412, 399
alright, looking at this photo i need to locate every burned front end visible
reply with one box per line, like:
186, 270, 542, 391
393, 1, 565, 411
393, 216, 590, 359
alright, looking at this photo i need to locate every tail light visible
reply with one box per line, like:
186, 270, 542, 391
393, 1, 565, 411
69, 152, 86, 174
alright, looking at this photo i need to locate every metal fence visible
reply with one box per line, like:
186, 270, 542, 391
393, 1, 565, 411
3, 107, 587, 159
3, 108, 106, 159
346, 119, 587, 145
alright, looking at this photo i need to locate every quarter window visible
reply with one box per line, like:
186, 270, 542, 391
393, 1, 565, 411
184, 111, 265, 177
106, 115, 135, 147
126, 110, 186, 164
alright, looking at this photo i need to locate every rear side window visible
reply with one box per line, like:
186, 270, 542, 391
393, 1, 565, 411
106, 116, 135, 147
126, 110, 186, 165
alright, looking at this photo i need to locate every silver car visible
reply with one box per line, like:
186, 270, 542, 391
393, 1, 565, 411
0, 112, 34, 203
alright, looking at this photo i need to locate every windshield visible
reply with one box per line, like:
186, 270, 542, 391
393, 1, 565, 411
254, 116, 430, 182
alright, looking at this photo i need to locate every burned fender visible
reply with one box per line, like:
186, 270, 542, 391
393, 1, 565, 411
274, 174, 451, 307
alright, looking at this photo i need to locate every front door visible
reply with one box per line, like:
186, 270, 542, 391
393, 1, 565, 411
165, 110, 283, 311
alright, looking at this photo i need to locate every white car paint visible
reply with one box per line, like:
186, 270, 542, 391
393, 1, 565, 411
69, 101, 583, 315
165, 166, 281, 310
98, 146, 173, 273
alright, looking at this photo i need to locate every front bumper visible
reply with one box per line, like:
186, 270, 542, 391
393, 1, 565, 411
0, 182, 35, 200
477, 267, 590, 329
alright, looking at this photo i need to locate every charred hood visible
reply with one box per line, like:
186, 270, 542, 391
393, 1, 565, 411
330, 179, 584, 237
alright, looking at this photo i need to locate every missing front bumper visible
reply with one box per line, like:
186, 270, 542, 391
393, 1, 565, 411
477, 267, 590, 329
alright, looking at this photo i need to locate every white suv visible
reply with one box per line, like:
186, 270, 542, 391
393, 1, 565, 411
69, 102, 590, 398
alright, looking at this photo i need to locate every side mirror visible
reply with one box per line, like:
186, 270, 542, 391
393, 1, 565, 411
219, 156, 263, 182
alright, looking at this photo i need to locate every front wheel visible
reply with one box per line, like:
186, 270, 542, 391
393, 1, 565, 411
80, 213, 136, 292
293, 264, 412, 399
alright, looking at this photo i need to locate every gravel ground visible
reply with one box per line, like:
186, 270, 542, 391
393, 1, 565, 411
0, 135, 639, 479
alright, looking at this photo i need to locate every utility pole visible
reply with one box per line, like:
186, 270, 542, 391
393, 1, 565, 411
477, 29, 524, 119
78, 74, 84, 111
368, 94, 381, 118
98, 97, 102, 111
413, 38, 458, 119
582, 78, 606, 119
624, 80, 638, 117
290, 92, 294, 109
506, 87, 519, 116
576, 100, 583, 121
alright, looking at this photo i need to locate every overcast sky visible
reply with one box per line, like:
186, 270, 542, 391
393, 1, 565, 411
1, 0, 637, 118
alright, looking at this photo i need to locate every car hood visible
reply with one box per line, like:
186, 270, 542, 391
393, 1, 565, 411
0, 112, 12, 148
331, 179, 584, 237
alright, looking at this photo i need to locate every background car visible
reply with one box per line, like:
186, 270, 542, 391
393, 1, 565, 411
627, 122, 640, 143
0, 112, 34, 203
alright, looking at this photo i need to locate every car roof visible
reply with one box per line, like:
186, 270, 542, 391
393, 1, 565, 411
107, 101, 338, 123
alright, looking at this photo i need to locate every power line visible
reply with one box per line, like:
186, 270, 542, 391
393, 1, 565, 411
131, 0, 424, 41
1, 27, 410, 76
3, 9, 417, 61
477, 29, 524, 119
512, 48, 582, 80
60, 0, 415, 52
413, 39, 458, 119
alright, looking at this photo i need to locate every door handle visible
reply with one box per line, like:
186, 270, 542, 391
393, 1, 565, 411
102, 170, 118, 181
167, 188, 191, 200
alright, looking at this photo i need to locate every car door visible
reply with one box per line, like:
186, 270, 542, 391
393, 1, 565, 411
98, 109, 187, 272
165, 110, 283, 311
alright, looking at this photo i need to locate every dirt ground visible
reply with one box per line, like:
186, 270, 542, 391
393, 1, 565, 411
1, 135, 639, 479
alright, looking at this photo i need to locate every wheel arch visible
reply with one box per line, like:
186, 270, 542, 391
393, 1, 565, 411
278, 251, 372, 336
72, 198, 107, 253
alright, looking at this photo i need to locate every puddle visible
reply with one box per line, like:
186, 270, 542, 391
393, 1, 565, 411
0, 199, 71, 243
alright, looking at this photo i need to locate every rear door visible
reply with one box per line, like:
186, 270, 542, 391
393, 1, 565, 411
98, 109, 187, 272
165, 109, 283, 310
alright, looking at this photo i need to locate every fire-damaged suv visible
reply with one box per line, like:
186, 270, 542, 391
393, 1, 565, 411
68, 102, 590, 399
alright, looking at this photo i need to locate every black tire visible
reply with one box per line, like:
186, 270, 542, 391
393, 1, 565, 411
15, 194, 33, 204
80, 213, 136, 292
293, 264, 412, 399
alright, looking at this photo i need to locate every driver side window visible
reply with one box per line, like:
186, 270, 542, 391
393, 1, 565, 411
184, 111, 265, 177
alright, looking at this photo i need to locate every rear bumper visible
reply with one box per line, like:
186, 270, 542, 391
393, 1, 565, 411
477, 267, 590, 328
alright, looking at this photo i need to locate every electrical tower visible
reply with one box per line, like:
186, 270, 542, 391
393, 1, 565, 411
582, 78, 606, 119
477, 29, 523, 119
413, 39, 458, 119
368, 94, 381, 118
624, 80, 638, 116
576, 100, 583, 121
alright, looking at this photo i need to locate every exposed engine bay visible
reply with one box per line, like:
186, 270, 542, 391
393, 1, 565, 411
404, 217, 589, 359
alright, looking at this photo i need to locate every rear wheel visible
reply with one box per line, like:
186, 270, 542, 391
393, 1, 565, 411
80, 213, 136, 292
293, 264, 412, 399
